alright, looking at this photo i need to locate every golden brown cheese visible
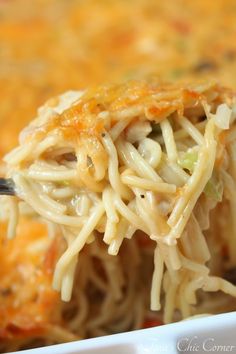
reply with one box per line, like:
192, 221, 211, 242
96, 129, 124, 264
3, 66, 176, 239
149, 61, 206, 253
0, 219, 60, 339
1, 0, 236, 157
25, 80, 235, 145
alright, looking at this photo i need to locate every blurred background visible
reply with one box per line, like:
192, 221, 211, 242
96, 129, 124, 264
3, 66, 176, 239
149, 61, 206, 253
0, 0, 236, 157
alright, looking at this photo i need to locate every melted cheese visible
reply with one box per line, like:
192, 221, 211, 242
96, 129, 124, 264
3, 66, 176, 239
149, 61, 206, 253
1, 0, 236, 157
0, 219, 60, 339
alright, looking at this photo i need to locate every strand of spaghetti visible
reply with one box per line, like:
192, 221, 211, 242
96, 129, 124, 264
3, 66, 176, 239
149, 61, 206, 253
104, 259, 124, 301
155, 241, 181, 270
88, 277, 135, 330
30, 186, 67, 217
61, 256, 77, 301
110, 116, 133, 141
165, 173, 210, 245
137, 138, 162, 168
158, 162, 186, 187
175, 121, 207, 141
108, 218, 128, 255
88, 263, 108, 292
116, 138, 163, 182
150, 245, 164, 310
44, 324, 79, 342
46, 220, 59, 239
26, 168, 77, 181
167, 119, 216, 230
32, 159, 76, 171
135, 190, 168, 236
31, 135, 60, 158
180, 214, 210, 263
50, 186, 76, 199
184, 277, 205, 304
77, 173, 105, 193
180, 229, 193, 260
179, 276, 191, 318
61, 226, 75, 244
103, 219, 117, 244
203, 276, 236, 296
102, 133, 132, 199
18, 201, 35, 216
133, 296, 145, 330
113, 193, 147, 233
14, 174, 85, 227
201, 100, 212, 120
86, 232, 95, 244
160, 119, 178, 162
125, 224, 136, 239
86, 296, 114, 329
180, 255, 209, 274
179, 116, 204, 145
60, 225, 77, 240
76, 253, 90, 286
121, 174, 176, 193
102, 187, 119, 223
190, 214, 211, 262
75, 194, 91, 217
3, 140, 36, 165
31, 182, 67, 214
69, 291, 89, 329
139, 188, 169, 235
53, 203, 104, 292
6, 197, 19, 239
154, 121, 206, 144
90, 239, 112, 260
163, 276, 178, 323
86, 191, 101, 204
158, 243, 180, 284
167, 161, 189, 183
167, 244, 181, 270
126, 121, 151, 144
222, 170, 236, 265
111, 286, 140, 330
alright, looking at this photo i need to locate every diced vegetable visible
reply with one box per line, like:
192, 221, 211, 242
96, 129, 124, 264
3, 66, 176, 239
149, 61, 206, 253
178, 150, 198, 173
204, 173, 223, 202
142, 319, 163, 328
178, 150, 223, 201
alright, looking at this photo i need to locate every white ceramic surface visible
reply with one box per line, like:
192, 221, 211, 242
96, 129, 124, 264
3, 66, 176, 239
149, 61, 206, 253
10, 311, 236, 354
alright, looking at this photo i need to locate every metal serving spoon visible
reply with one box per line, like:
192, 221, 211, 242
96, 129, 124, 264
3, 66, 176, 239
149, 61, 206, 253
0, 178, 15, 196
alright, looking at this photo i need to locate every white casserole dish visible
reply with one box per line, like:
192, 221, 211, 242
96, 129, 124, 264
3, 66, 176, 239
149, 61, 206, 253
11, 311, 236, 354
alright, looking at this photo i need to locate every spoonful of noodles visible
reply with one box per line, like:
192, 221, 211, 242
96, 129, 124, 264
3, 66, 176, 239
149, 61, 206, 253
1, 80, 236, 322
